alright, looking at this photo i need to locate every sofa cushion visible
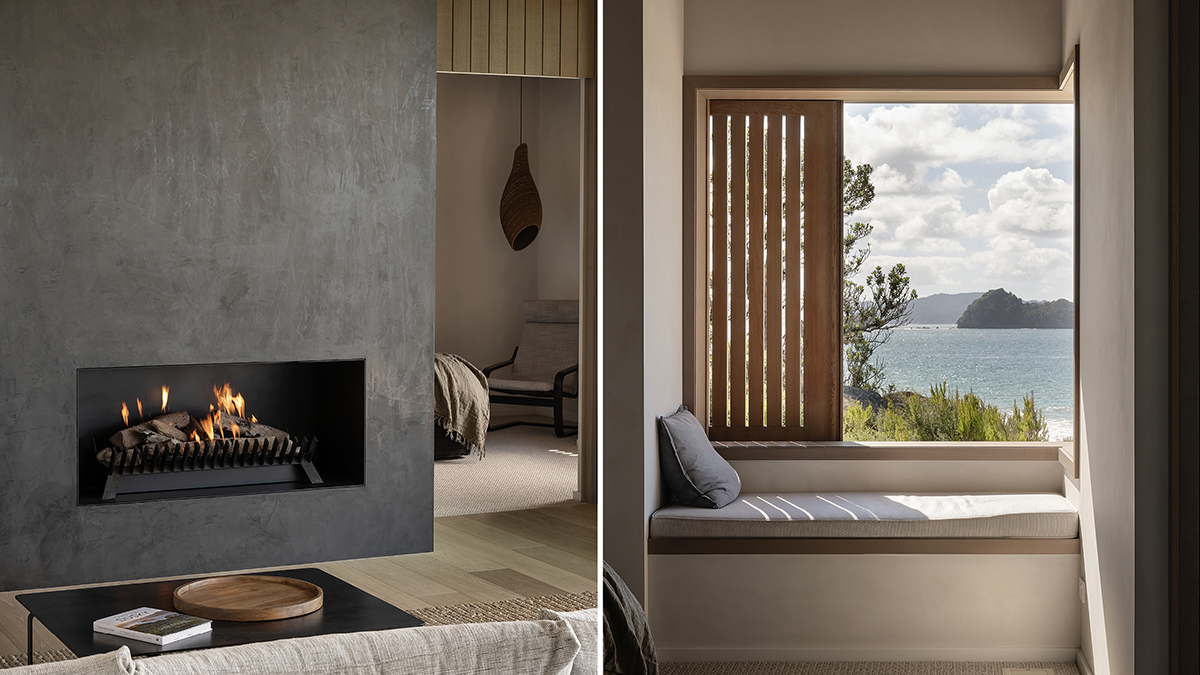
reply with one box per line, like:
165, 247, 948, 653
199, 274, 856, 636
6, 648, 133, 675
132, 620, 580, 675
537, 609, 598, 675
656, 406, 740, 508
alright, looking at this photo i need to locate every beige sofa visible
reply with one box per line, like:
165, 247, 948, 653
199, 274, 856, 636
10, 608, 598, 675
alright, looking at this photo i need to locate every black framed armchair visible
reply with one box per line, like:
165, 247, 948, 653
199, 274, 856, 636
483, 300, 579, 437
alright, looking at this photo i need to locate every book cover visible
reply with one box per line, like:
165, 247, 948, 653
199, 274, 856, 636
93, 607, 212, 646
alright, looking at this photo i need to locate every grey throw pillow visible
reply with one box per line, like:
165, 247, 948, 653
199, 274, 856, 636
657, 406, 741, 508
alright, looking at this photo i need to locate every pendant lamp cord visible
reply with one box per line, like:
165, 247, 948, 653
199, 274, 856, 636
519, 78, 523, 145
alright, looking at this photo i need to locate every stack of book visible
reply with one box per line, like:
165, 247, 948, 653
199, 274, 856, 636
93, 607, 212, 645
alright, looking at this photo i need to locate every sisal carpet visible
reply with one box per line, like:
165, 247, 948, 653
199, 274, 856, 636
405, 591, 598, 626
0, 591, 598, 669
660, 663, 1080, 675
434, 424, 579, 517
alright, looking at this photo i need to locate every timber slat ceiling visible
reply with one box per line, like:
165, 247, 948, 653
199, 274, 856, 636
438, 0, 595, 78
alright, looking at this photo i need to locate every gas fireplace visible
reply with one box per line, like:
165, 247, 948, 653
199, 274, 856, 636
77, 360, 365, 504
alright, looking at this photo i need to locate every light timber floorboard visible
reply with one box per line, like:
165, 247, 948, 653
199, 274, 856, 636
0, 504, 596, 658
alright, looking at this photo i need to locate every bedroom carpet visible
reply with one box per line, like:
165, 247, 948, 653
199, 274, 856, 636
434, 424, 579, 517
659, 663, 1080, 675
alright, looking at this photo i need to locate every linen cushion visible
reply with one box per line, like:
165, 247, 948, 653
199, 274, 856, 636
650, 492, 1080, 539
133, 620, 580, 675
537, 608, 599, 675
6, 647, 133, 675
657, 406, 741, 508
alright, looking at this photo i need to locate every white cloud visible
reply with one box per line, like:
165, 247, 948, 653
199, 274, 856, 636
844, 105, 1072, 182
964, 167, 1073, 239
841, 104, 1074, 300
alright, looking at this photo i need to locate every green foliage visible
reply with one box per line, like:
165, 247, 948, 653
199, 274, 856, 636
842, 159, 918, 390
843, 382, 1048, 442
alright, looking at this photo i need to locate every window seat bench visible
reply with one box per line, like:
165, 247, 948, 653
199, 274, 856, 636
648, 492, 1079, 554
645, 446, 1082, 661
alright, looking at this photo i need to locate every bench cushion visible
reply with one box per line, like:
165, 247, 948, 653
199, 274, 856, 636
650, 492, 1078, 539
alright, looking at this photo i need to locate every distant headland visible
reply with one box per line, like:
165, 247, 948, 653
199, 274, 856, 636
956, 288, 1074, 328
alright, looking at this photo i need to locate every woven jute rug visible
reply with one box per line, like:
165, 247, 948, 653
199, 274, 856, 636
660, 662, 1080, 675
0, 649, 76, 669
405, 591, 599, 626
0, 591, 598, 669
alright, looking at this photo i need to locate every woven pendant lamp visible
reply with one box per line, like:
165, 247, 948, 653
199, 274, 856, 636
499, 79, 541, 251
499, 143, 542, 250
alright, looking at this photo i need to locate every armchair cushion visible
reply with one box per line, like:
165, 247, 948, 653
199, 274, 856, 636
508, 301, 579, 395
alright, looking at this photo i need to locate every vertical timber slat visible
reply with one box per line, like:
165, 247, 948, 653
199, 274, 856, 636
784, 112, 803, 428
712, 114, 730, 430
470, 0, 490, 72
453, 0, 471, 71
766, 114, 784, 427
560, 0, 578, 77
525, 0, 543, 76
579, 0, 594, 78
730, 114, 748, 431
507, 0, 525, 73
803, 101, 843, 440
542, 0, 561, 76
489, 0, 508, 73
437, 0, 453, 71
747, 114, 765, 429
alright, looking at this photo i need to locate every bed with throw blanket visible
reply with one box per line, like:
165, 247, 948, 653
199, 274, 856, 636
434, 353, 490, 460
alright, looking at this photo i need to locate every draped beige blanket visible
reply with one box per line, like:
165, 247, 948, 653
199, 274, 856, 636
434, 352, 490, 455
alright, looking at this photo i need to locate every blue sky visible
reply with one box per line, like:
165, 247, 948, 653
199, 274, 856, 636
843, 103, 1074, 301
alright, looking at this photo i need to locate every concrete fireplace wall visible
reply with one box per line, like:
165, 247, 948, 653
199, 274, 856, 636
0, 0, 436, 590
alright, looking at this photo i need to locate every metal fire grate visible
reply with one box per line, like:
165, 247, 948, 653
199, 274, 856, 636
94, 436, 323, 501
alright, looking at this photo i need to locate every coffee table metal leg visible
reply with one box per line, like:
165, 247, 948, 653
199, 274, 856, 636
27, 613, 34, 665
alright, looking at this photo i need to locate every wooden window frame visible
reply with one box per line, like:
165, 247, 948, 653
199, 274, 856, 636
682, 75, 1074, 447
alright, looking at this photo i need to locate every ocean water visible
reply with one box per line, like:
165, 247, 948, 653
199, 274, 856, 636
871, 325, 1074, 441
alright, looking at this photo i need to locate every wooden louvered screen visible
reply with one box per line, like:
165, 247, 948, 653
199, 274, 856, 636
437, 0, 595, 78
706, 100, 842, 441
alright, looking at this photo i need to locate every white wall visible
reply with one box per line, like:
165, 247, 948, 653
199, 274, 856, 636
601, 0, 685, 605
642, 0, 686, 611
685, 0, 1062, 76
436, 74, 581, 416
1062, 0, 1172, 673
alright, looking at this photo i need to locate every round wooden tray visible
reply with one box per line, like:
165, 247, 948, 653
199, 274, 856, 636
173, 575, 323, 622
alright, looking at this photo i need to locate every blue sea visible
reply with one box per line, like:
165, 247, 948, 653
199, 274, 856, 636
872, 325, 1074, 441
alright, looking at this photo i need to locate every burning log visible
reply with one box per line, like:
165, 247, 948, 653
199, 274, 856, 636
108, 411, 191, 451
186, 413, 288, 442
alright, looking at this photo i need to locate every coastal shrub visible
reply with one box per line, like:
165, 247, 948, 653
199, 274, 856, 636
844, 381, 1048, 442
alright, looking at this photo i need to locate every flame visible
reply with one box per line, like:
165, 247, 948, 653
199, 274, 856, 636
250, 414, 258, 423
212, 383, 248, 420
231, 422, 240, 438
191, 430, 201, 442
199, 415, 215, 440
121, 402, 129, 427
215, 410, 224, 438
136, 398, 143, 422
161, 386, 169, 413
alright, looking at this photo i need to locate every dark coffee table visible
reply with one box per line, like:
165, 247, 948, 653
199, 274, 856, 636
16, 568, 423, 666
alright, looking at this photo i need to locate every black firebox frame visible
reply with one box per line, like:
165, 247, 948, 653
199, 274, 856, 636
77, 360, 365, 505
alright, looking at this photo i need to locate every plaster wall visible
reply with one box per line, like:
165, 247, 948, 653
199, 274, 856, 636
0, 0, 437, 590
602, 0, 685, 606
1063, 0, 1171, 673
685, 0, 1062, 76
434, 74, 581, 419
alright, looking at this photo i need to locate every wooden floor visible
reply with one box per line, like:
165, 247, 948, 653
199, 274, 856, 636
0, 503, 597, 657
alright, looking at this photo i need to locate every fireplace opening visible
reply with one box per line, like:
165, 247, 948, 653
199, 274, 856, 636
77, 360, 365, 505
